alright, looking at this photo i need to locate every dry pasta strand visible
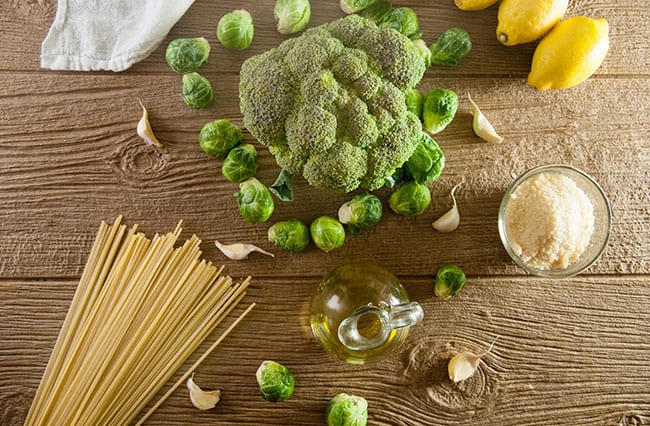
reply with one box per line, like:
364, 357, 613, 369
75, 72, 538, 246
25, 218, 254, 426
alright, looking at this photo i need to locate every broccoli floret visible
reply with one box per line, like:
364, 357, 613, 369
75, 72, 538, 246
339, 97, 379, 149
268, 144, 307, 176
239, 14, 428, 193
353, 70, 382, 100
332, 48, 368, 82
303, 142, 368, 192
363, 111, 421, 190
240, 52, 295, 146
301, 70, 340, 107
286, 106, 337, 157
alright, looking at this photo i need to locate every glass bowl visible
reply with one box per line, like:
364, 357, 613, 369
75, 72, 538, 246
498, 164, 612, 278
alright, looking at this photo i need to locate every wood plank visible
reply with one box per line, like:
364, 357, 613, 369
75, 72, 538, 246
1, 276, 648, 425
1, 73, 648, 278
0, 0, 648, 77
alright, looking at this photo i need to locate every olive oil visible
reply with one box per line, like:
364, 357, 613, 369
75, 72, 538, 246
309, 262, 423, 364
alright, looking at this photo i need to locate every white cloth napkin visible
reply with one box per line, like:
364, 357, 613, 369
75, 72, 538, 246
41, 0, 195, 72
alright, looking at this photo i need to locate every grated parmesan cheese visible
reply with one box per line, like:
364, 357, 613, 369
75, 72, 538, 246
504, 173, 595, 270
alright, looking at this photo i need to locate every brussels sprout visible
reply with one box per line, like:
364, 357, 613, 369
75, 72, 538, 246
256, 360, 294, 402
404, 88, 424, 119
403, 133, 445, 184
217, 9, 254, 50
326, 393, 368, 426
165, 37, 210, 74
269, 169, 294, 202
268, 219, 310, 252
274, 0, 311, 35
389, 181, 431, 216
384, 167, 404, 188
379, 7, 420, 39
338, 193, 382, 235
340, 0, 377, 14
357, 0, 392, 24
422, 88, 459, 134
199, 119, 242, 158
434, 264, 467, 300
222, 144, 258, 182
310, 216, 345, 252
430, 28, 472, 66
182, 72, 213, 109
235, 178, 275, 224
413, 39, 432, 68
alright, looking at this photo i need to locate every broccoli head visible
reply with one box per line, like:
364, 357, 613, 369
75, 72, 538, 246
240, 14, 427, 192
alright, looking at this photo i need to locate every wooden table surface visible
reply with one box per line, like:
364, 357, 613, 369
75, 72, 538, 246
1, 0, 649, 424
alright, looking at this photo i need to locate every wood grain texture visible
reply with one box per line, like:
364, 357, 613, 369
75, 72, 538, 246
1, 277, 648, 425
1, 0, 649, 424
0, 74, 648, 278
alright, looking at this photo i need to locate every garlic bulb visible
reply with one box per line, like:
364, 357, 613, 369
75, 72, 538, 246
215, 240, 274, 260
187, 375, 221, 410
137, 99, 163, 148
468, 93, 503, 143
448, 339, 497, 383
432, 182, 462, 233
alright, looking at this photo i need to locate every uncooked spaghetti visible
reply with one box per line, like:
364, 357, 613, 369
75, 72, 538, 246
25, 216, 252, 425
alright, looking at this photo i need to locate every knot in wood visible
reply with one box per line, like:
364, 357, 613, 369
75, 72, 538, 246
109, 142, 170, 187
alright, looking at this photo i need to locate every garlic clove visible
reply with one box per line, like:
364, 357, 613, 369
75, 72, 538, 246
448, 351, 482, 383
432, 182, 462, 233
215, 240, 274, 260
187, 374, 221, 410
448, 338, 498, 383
137, 99, 163, 148
468, 93, 503, 143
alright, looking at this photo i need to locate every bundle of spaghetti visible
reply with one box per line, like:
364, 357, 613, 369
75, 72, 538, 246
25, 216, 251, 426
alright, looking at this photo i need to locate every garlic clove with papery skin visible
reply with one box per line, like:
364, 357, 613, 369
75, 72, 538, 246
448, 351, 483, 383
215, 240, 274, 260
448, 338, 497, 383
137, 99, 163, 148
432, 182, 462, 233
187, 374, 221, 410
468, 93, 503, 143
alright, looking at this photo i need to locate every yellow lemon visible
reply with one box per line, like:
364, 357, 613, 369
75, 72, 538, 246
497, 0, 568, 46
455, 0, 500, 11
528, 16, 609, 90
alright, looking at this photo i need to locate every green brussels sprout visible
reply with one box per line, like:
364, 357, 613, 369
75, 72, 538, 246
165, 37, 210, 74
268, 219, 310, 252
222, 144, 258, 182
434, 264, 467, 300
235, 178, 275, 224
326, 393, 368, 426
274, 0, 311, 35
340, 0, 377, 14
403, 133, 445, 184
310, 216, 345, 252
379, 7, 420, 39
422, 88, 459, 134
384, 167, 404, 188
413, 39, 432, 68
389, 181, 431, 216
357, 0, 392, 24
338, 193, 383, 235
182, 72, 213, 109
269, 169, 294, 202
404, 88, 424, 119
199, 119, 243, 158
256, 360, 294, 402
217, 9, 254, 50
430, 28, 472, 66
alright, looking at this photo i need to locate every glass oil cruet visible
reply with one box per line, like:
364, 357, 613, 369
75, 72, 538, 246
309, 262, 424, 364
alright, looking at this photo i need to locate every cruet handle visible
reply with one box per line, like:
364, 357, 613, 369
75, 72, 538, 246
337, 302, 424, 351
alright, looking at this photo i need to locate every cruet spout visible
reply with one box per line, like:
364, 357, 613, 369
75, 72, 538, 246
337, 302, 424, 352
